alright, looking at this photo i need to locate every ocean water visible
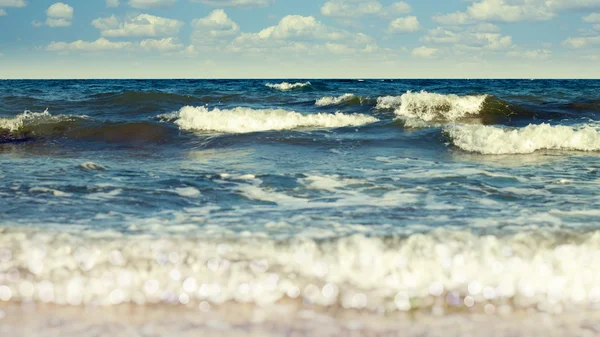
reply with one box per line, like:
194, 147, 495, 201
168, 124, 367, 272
1, 79, 600, 336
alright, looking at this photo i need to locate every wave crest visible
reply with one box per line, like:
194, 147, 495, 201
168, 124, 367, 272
315, 94, 357, 106
265, 82, 312, 91
447, 123, 600, 154
163, 106, 378, 133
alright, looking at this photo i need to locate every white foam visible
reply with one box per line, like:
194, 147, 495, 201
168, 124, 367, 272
2, 226, 600, 315
0, 110, 86, 132
29, 187, 71, 197
315, 94, 356, 106
375, 96, 403, 110
376, 91, 487, 123
447, 123, 600, 154
266, 82, 311, 91
0, 110, 52, 131
165, 106, 378, 133
78, 162, 106, 171
174, 187, 201, 197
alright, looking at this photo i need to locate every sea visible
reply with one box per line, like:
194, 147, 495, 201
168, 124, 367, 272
1, 79, 600, 337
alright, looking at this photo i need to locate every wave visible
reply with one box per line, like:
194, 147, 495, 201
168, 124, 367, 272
375, 91, 529, 125
0, 110, 174, 144
447, 123, 600, 154
314, 94, 375, 107
265, 82, 312, 91
162, 106, 378, 133
2, 226, 600, 313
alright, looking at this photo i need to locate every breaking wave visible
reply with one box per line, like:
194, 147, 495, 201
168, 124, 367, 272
316, 94, 357, 106
447, 123, 600, 154
2, 226, 600, 314
266, 82, 312, 91
375, 91, 528, 125
162, 106, 378, 133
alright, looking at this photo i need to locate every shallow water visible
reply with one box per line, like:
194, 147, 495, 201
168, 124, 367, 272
1, 79, 600, 336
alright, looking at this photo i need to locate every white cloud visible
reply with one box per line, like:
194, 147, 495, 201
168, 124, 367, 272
229, 15, 373, 54
193, 0, 274, 8
46, 2, 73, 19
411, 46, 437, 57
0, 0, 26, 7
106, 0, 119, 7
192, 9, 239, 37
563, 35, 600, 48
422, 26, 513, 50
507, 49, 551, 60
92, 14, 184, 37
140, 37, 183, 51
466, 0, 554, 23
435, 0, 600, 25
321, 0, 411, 17
47, 38, 133, 52
584, 13, 600, 22
0, 9, 6, 16
388, 16, 420, 33
128, 0, 176, 8
432, 11, 472, 25
45, 2, 73, 27
46, 37, 188, 53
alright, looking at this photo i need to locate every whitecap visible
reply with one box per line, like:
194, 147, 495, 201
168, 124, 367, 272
163, 106, 378, 134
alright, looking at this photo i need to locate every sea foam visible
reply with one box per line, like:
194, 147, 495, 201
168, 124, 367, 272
265, 82, 311, 91
376, 91, 488, 122
164, 106, 378, 133
315, 94, 356, 106
447, 123, 600, 154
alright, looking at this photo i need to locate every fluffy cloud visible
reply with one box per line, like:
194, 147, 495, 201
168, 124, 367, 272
433, 0, 600, 25
92, 14, 184, 37
229, 15, 373, 54
422, 26, 513, 50
321, 0, 411, 17
563, 35, 600, 48
584, 13, 600, 22
45, 2, 73, 27
193, 0, 274, 8
47, 38, 133, 52
46, 37, 187, 53
192, 9, 239, 37
411, 46, 437, 58
106, 0, 119, 7
0, 0, 26, 7
128, 0, 176, 8
140, 37, 183, 51
506, 49, 551, 60
388, 16, 420, 33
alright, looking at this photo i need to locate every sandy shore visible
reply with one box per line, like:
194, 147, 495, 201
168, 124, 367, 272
2, 302, 600, 337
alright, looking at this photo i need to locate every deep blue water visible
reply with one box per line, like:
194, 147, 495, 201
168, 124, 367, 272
1, 79, 600, 317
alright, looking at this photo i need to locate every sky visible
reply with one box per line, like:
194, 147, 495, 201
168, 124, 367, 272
0, 0, 600, 78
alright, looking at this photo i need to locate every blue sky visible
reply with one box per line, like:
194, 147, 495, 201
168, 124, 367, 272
0, 0, 599, 78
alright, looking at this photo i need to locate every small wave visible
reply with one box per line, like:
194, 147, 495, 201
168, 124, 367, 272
315, 94, 363, 107
265, 82, 312, 91
0, 110, 174, 144
383, 91, 488, 121
447, 123, 600, 154
376, 91, 531, 125
162, 106, 378, 133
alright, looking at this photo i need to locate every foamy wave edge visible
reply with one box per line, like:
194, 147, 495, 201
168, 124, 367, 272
447, 123, 600, 154
2, 227, 600, 313
376, 91, 488, 122
265, 82, 312, 91
315, 94, 357, 106
0, 110, 84, 132
161, 106, 378, 133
